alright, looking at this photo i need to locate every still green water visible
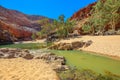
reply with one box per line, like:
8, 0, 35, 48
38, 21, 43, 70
52, 50, 120, 75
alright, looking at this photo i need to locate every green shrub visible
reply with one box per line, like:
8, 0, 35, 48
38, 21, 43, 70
31, 33, 36, 40
83, 0, 120, 34
82, 24, 91, 34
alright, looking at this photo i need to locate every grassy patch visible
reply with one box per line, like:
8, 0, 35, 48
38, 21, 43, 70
51, 50, 120, 76
0, 43, 50, 49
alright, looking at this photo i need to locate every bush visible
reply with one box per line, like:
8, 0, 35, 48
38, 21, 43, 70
31, 33, 36, 40
82, 24, 91, 34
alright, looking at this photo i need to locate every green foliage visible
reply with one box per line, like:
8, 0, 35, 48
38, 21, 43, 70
58, 14, 65, 23
82, 24, 91, 33
56, 16, 75, 38
38, 15, 75, 39
103, 0, 120, 30
83, 0, 120, 34
38, 18, 54, 38
39, 18, 50, 25
31, 33, 36, 40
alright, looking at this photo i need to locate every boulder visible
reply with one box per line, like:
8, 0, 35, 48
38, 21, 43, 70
58, 43, 73, 50
84, 40, 93, 48
49, 41, 92, 50
71, 41, 85, 49
22, 53, 34, 60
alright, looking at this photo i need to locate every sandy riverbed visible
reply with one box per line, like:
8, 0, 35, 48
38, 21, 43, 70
57, 35, 120, 59
0, 58, 59, 80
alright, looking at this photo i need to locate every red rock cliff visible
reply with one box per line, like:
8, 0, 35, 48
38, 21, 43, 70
0, 6, 52, 42
70, 2, 96, 20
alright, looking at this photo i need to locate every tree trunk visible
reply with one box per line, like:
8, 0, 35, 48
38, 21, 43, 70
91, 26, 95, 35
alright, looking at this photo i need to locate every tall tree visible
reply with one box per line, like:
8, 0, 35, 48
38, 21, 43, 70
38, 18, 53, 38
104, 0, 120, 30
58, 15, 65, 23
84, 0, 120, 35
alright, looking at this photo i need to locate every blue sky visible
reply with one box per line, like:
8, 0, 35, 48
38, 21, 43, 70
0, 0, 96, 19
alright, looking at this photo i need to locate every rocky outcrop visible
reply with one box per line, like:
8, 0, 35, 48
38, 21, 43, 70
48, 40, 93, 50
70, 3, 96, 21
0, 20, 32, 41
0, 48, 68, 71
0, 48, 34, 59
34, 52, 69, 71
0, 6, 52, 42
0, 29, 13, 44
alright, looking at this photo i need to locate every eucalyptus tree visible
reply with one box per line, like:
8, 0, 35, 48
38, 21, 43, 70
104, 0, 120, 30
84, 0, 120, 35
89, 0, 108, 34
58, 14, 65, 23
38, 18, 54, 38
56, 16, 75, 38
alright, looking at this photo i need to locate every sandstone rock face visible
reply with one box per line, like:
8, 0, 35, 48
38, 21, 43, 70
0, 29, 13, 44
49, 40, 93, 50
70, 3, 96, 21
0, 6, 52, 42
0, 21, 32, 41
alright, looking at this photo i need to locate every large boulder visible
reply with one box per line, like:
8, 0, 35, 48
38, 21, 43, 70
84, 40, 93, 48
22, 53, 34, 59
71, 41, 85, 49
58, 43, 73, 50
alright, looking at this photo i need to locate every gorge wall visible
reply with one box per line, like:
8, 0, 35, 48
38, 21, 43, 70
0, 6, 52, 43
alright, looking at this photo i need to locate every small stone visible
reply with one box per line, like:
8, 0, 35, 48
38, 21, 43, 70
23, 53, 34, 60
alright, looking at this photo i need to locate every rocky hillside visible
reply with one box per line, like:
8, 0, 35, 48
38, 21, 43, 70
70, 3, 96, 34
0, 6, 52, 43
70, 1, 120, 35
70, 2, 96, 21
